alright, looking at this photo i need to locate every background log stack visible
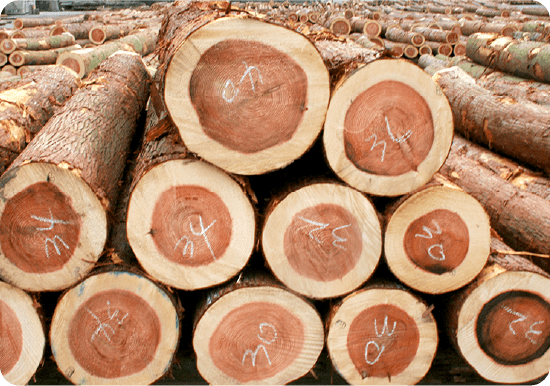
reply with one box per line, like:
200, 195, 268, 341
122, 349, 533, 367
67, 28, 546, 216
1, 0, 550, 385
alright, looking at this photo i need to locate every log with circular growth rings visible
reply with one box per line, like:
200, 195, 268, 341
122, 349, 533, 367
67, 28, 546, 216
262, 182, 382, 299
324, 59, 453, 196
326, 285, 438, 385
446, 240, 550, 384
193, 284, 324, 384
0, 51, 149, 292
0, 281, 45, 386
127, 159, 256, 290
163, 16, 330, 175
50, 270, 180, 385
384, 182, 491, 294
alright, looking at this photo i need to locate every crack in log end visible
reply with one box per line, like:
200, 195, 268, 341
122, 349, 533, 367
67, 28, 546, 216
361, 370, 368, 379
422, 304, 435, 319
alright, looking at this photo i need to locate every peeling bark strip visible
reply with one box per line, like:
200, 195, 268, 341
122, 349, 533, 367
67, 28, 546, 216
157, 1, 330, 175
0, 52, 149, 292
50, 271, 180, 385
326, 284, 438, 385
445, 235, 550, 384
384, 182, 491, 294
466, 32, 550, 84
0, 281, 45, 386
193, 282, 324, 385
433, 66, 550, 176
0, 65, 80, 175
324, 59, 453, 197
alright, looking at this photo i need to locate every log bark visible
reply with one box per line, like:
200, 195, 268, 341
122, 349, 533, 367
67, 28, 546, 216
0, 65, 80, 175
323, 59, 454, 196
0, 33, 75, 55
126, 91, 256, 290
351, 17, 382, 36
444, 233, 550, 384
411, 26, 459, 43
0, 281, 45, 385
13, 17, 57, 30
460, 19, 520, 37
385, 27, 426, 46
50, 270, 180, 385
466, 32, 550, 83
192, 275, 324, 384
56, 30, 156, 78
432, 66, 550, 176
384, 176, 491, 294
326, 282, 438, 385
439, 135, 550, 268
0, 51, 149, 292
8, 44, 81, 67
261, 181, 382, 299
158, 1, 330, 175
50, 21, 102, 39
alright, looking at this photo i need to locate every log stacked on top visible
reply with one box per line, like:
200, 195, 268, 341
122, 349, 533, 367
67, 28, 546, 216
1, 0, 550, 385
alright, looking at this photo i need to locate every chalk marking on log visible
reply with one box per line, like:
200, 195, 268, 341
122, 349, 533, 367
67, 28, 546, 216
31, 209, 70, 259
174, 215, 217, 261
242, 323, 277, 367
364, 316, 397, 366
222, 62, 264, 103
87, 301, 128, 343
502, 306, 545, 344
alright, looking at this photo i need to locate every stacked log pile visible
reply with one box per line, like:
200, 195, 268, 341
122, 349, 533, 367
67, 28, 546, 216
1, 0, 550, 385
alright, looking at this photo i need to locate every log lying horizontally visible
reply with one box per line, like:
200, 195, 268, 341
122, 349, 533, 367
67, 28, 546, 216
445, 233, 550, 384
384, 176, 491, 294
0, 65, 80, 175
323, 58, 454, 196
50, 270, 180, 385
8, 44, 81, 67
0, 281, 45, 386
193, 276, 324, 384
439, 135, 550, 266
126, 104, 256, 290
0, 32, 75, 55
432, 66, 550, 176
158, 1, 330, 175
56, 29, 157, 78
262, 182, 382, 299
326, 282, 438, 385
0, 51, 149, 292
466, 32, 550, 84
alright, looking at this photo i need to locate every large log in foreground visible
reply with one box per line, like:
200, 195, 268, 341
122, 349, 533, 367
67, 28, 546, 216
50, 270, 180, 385
0, 65, 80, 175
158, 2, 330, 175
384, 180, 491, 294
326, 283, 438, 385
0, 51, 149, 292
262, 182, 382, 299
432, 66, 550, 176
445, 235, 550, 384
323, 59, 453, 196
193, 279, 324, 384
0, 281, 45, 386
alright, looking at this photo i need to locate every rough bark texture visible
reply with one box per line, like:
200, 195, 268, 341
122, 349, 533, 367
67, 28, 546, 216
433, 66, 550, 176
466, 32, 550, 83
439, 136, 550, 260
0, 65, 80, 175
385, 27, 425, 46
0, 33, 75, 55
7, 51, 150, 211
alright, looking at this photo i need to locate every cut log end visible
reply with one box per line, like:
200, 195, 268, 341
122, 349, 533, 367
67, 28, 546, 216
57, 51, 86, 78
0, 281, 45, 386
0, 163, 107, 292
327, 287, 438, 385
324, 59, 453, 196
262, 183, 382, 299
127, 160, 256, 290
50, 271, 180, 385
193, 285, 324, 385
89, 26, 106, 45
385, 185, 491, 294
455, 270, 550, 383
164, 17, 329, 175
